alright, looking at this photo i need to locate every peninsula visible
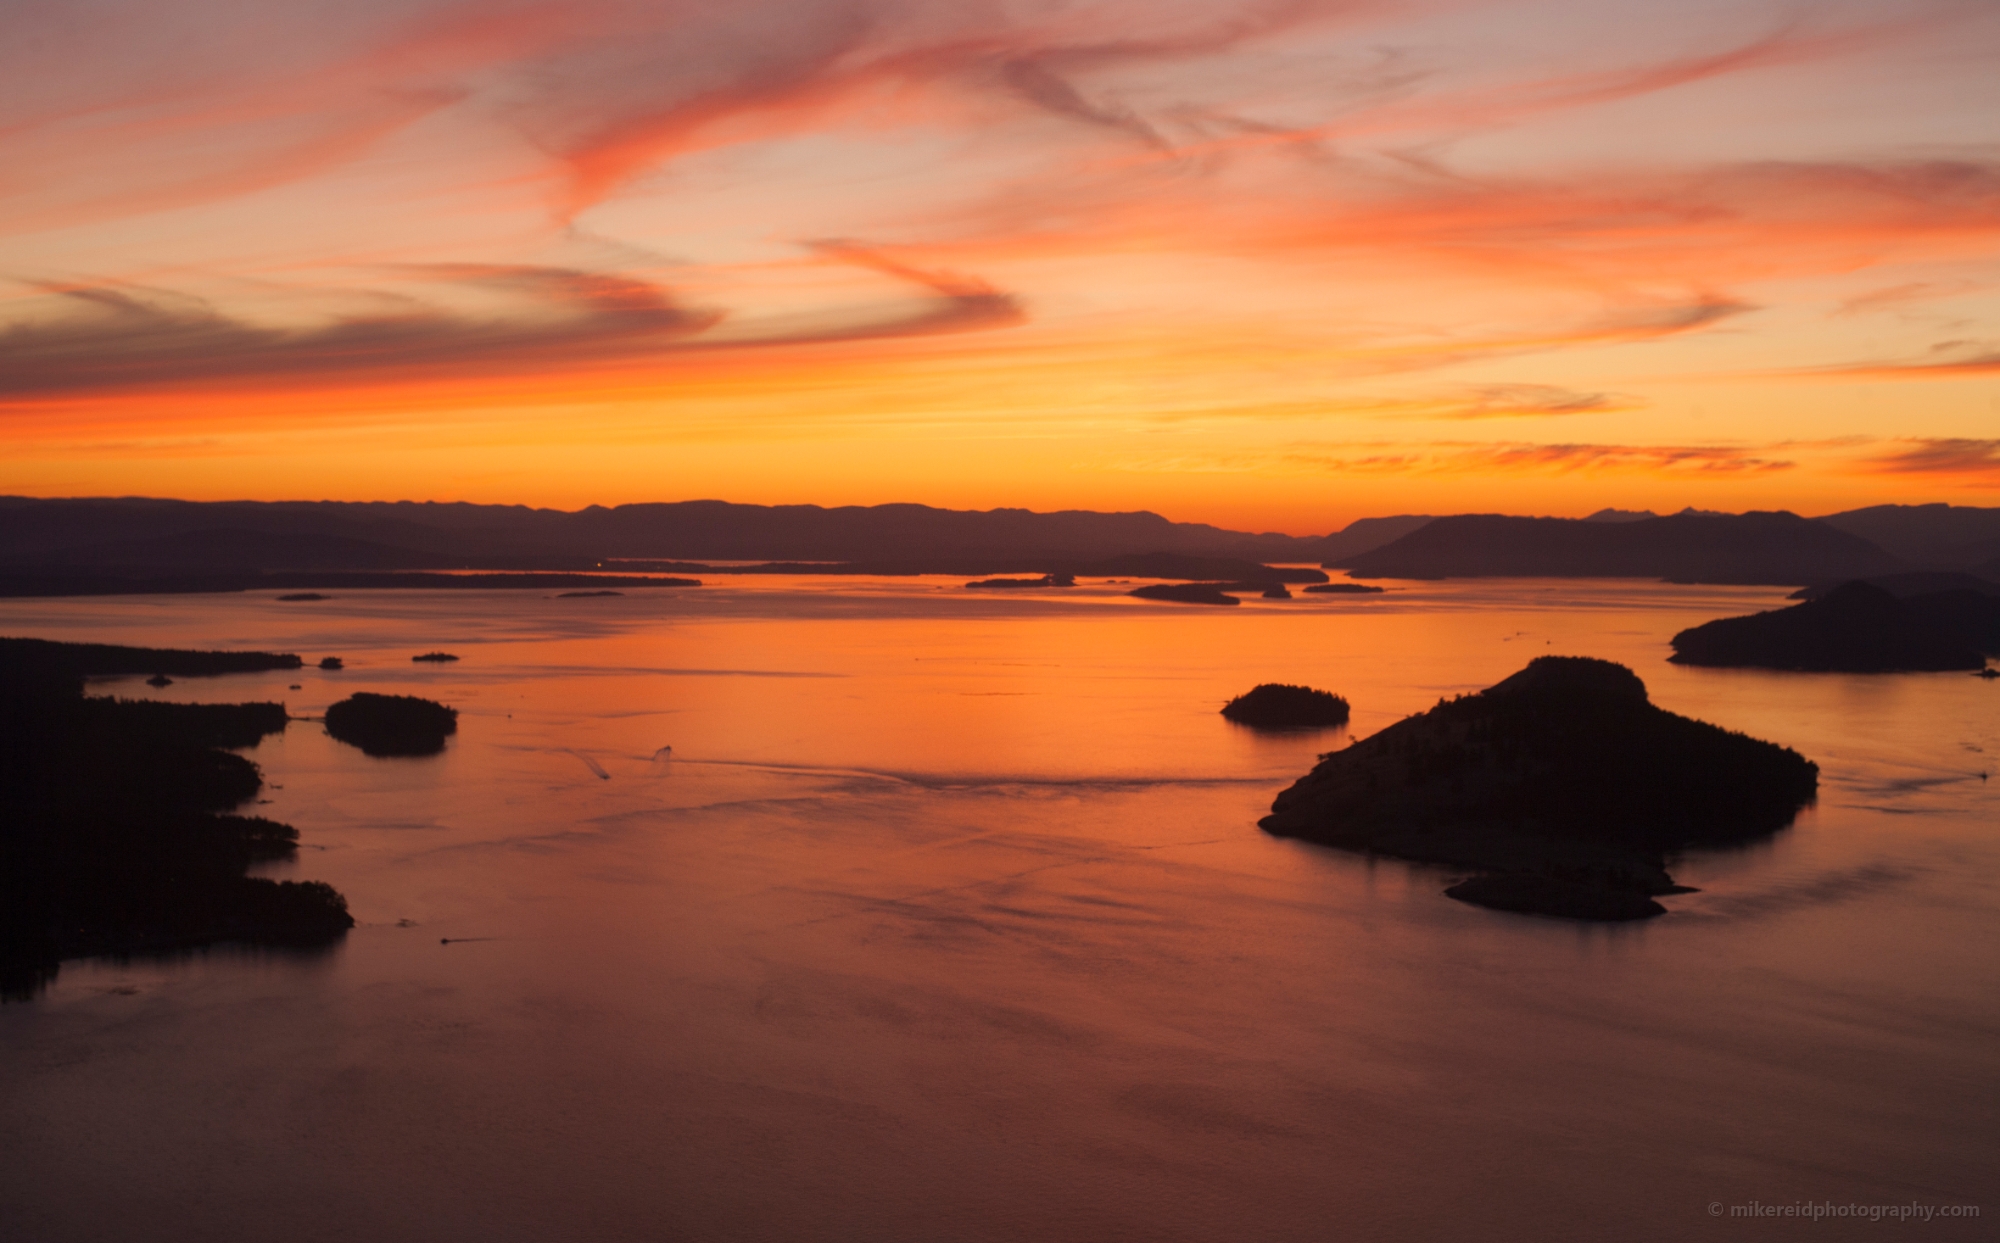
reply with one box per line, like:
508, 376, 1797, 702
1670, 582, 1999, 672
1259, 657, 1819, 920
0, 637, 351, 998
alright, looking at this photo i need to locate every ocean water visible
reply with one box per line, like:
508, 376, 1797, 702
1, 577, 1994, 1242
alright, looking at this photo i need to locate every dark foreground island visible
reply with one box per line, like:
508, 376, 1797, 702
1260, 656, 1819, 920
1671, 581, 1999, 672
0, 638, 351, 999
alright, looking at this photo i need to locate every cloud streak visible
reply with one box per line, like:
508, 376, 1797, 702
0, 253, 1025, 398
1805, 339, 2000, 379
1110, 439, 1798, 478
1864, 439, 2000, 479
0, 267, 715, 396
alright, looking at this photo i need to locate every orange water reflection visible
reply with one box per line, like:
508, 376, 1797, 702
1, 578, 1994, 1241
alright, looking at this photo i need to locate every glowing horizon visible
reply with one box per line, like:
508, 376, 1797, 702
4, 0, 1998, 532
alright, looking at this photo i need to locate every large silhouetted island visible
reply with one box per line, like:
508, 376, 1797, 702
325, 692, 459, 756
0, 637, 351, 998
1671, 582, 1999, 672
1259, 657, 1819, 920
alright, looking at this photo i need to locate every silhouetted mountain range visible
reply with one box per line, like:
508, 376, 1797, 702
1818, 504, 2000, 573
1315, 515, 1433, 564
0, 497, 1331, 571
3, 495, 1994, 593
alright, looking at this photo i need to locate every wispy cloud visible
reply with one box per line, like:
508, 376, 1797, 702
1832, 281, 1984, 317
1443, 385, 1636, 419
1110, 439, 1796, 477
0, 267, 716, 396
1799, 338, 2000, 379
0, 253, 1024, 398
1429, 442, 1795, 475
1863, 438, 2000, 478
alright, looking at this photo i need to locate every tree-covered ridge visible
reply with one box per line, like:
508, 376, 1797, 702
0, 640, 350, 1000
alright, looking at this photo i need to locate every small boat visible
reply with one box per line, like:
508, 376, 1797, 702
1977, 667, 1999, 680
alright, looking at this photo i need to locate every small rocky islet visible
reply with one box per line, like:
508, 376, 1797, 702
1259, 656, 1820, 921
1222, 684, 1351, 728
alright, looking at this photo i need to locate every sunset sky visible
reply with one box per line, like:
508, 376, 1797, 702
4, 0, 1998, 531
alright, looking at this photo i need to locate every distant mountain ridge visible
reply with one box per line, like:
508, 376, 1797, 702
1, 495, 1986, 592
0, 496, 1337, 572
1817, 504, 2000, 573
1334, 511, 1902, 585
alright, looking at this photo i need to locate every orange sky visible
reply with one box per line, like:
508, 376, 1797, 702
3, 0, 1998, 532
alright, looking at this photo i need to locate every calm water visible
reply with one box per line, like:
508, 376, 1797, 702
2, 577, 1994, 1242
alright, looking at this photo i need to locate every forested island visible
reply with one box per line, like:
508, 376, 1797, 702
1671, 581, 2000, 671
966, 573, 1076, 589
1221, 684, 1351, 728
324, 692, 459, 757
0, 637, 351, 999
1129, 583, 1241, 606
1260, 657, 1819, 920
